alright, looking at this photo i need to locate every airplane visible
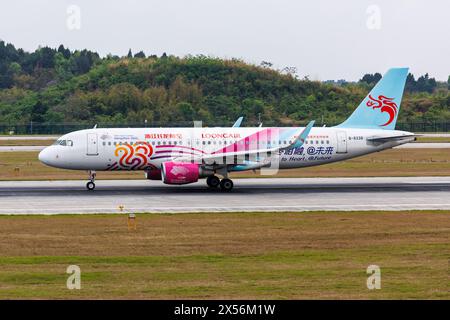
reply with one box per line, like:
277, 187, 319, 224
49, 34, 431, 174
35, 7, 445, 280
39, 68, 416, 191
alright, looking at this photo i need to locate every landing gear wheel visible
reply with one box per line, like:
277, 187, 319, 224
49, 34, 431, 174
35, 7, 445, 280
86, 181, 95, 191
207, 175, 220, 188
86, 170, 96, 191
220, 178, 234, 191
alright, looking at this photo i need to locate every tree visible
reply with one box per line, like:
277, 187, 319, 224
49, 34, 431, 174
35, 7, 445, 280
360, 73, 382, 85
38, 47, 55, 68
57, 45, 71, 59
127, 49, 133, 58
31, 100, 48, 122
405, 73, 416, 92
134, 51, 146, 58
176, 102, 195, 120
107, 83, 142, 114
9, 62, 21, 74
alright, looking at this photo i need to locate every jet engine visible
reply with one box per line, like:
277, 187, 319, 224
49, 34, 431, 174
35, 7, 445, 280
145, 169, 162, 180
161, 162, 213, 185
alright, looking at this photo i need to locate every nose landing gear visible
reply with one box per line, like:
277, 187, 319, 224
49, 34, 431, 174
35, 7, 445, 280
86, 170, 96, 191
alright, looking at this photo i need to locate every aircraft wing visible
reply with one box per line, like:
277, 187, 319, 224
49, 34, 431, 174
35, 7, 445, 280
173, 120, 315, 166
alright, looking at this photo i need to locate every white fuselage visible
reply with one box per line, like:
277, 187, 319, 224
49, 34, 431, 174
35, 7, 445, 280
38, 127, 414, 171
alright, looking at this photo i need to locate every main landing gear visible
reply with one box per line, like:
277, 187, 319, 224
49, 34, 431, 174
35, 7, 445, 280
206, 175, 234, 191
86, 170, 96, 191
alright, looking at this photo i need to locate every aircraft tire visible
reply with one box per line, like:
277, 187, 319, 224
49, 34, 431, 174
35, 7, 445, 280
206, 175, 220, 188
220, 178, 233, 191
86, 181, 96, 191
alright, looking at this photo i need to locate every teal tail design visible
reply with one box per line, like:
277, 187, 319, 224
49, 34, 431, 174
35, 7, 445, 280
337, 68, 409, 130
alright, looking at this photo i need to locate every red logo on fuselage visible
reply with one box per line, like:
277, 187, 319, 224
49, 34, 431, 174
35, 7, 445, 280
366, 95, 398, 126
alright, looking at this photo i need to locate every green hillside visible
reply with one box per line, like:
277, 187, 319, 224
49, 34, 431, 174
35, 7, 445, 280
0, 41, 449, 128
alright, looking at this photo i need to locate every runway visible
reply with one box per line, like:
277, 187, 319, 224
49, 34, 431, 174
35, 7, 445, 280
0, 177, 449, 214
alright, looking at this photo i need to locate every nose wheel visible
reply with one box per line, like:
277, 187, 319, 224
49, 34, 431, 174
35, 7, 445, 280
86, 181, 95, 191
86, 170, 96, 191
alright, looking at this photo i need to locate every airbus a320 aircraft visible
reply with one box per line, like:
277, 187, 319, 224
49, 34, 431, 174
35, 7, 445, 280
39, 68, 416, 191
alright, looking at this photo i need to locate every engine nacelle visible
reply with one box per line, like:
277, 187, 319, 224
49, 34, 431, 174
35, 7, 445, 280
161, 162, 200, 185
145, 169, 162, 180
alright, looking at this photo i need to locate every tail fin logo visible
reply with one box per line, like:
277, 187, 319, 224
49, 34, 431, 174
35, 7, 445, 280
366, 95, 398, 126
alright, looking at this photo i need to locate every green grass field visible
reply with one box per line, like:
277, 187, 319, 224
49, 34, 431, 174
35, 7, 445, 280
415, 136, 450, 143
0, 211, 448, 299
0, 140, 53, 146
0, 148, 450, 180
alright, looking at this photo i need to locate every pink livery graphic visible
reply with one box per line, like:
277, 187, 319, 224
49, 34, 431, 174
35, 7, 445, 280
161, 162, 200, 185
366, 95, 398, 127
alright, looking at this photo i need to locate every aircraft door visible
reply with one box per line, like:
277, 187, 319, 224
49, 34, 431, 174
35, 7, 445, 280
87, 133, 99, 156
336, 131, 347, 153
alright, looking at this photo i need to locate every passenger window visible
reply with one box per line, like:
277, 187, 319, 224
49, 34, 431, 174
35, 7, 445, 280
102, 142, 106, 146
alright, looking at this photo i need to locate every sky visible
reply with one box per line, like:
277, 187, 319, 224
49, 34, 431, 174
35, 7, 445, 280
0, 0, 449, 81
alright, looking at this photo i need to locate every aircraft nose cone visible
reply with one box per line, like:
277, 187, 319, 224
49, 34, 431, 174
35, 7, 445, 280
38, 147, 53, 166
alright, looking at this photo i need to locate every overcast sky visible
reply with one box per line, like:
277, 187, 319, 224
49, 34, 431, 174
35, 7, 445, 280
0, 0, 448, 81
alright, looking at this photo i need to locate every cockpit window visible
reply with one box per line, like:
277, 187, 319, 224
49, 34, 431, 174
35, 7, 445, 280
53, 139, 73, 147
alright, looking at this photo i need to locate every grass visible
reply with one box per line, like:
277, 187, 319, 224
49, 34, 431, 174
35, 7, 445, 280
415, 137, 450, 143
0, 140, 53, 146
0, 148, 450, 180
0, 211, 448, 299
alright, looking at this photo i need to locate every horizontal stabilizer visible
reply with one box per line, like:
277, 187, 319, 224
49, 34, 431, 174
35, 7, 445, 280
367, 134, 417, 142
